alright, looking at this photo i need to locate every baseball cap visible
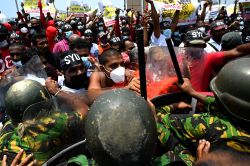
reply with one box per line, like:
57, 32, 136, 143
221, 32, 243, 50
84, 29, 93, 36
210, 21, 226, 31
60, 51, 84, 71
61, 24, 72, 32
185, 30, 206, 45
98, 31, 107, 38
109, 37, 121, 44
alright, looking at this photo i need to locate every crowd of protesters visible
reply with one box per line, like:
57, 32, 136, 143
0, 0, 250, 165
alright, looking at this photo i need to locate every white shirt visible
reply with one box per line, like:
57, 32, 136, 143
61, 85, 86, 93
206, 38, 221, 53
90, 43, 99, 58
150, 32, 168, 46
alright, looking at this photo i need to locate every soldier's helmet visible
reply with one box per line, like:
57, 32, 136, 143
85, 89, 157, 166
5, 79, 51, 124
210, 57, 250, 123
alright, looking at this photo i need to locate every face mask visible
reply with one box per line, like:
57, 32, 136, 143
198, 27, 206, 33
110, 66, 125, 84
65, 31, 73, 39
12, 61, 23, 68
32, 25, 40, 31
20, 27, 28, 34
69, 73, 88, 89
81, 57, 92, 68
0, 40, 8, 48
162, 29, 172, 39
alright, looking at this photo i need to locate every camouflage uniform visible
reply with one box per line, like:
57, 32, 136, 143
156, 96, 250, 166
0, 111, 85, 165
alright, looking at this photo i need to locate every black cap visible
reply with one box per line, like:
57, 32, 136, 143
210, 21, 226, 31
84, 29, 93, 36
185, 30, 205, 45
109, 37, 121, 44
60, 51, 84, 71
62, 24, 72, 32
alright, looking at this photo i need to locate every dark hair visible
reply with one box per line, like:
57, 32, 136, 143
99, 48, 121, 65
72, 38, 91, 50
21, 48, 39, 64
31, 33, 46, 46
120, 38, 130, 52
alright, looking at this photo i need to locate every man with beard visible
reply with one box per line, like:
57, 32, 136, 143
29, 17, 43, 35
206, 21, 227, 53
58, 50, 89, 93
31, 33, 60, 81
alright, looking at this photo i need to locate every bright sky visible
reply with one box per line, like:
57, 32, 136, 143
0, 0, 236, 18
0, 0, 124, 18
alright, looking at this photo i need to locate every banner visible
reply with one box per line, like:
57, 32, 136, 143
152, 0, 199, 26
23, 0, 55, 13
103, 6, 117, 26
68, 0, 91, 17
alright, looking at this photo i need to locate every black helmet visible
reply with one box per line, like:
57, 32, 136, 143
85, 89, 157, 166
210, 57, 250, 123
5, 79, 51, 123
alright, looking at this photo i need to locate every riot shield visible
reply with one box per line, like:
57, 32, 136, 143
0, 55, 47, 123
9, 55, 48, 84
146, 46, 207, 100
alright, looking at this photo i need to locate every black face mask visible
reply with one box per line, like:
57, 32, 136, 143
65, 73, 88, 90
32, 25, 41, 32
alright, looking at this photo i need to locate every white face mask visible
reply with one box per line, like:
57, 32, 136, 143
110, 66, 125, 84
20, 27, 28, 34
12, 61, 22, 68
0, 40, 8, 48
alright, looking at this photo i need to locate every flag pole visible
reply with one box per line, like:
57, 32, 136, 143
15, 0, 20, 12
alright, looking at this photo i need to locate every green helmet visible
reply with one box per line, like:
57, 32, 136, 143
210, 57, 250, 123
85, 89, 157, 166
5, 79, 51, 123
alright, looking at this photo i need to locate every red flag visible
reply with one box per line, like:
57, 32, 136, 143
38, 0, 42, 8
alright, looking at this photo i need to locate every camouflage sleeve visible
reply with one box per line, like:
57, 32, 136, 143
22, 112, 85, 165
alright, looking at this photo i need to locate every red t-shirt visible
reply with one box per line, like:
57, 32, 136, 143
189, 51, 224, 92
0, 48, 14, 76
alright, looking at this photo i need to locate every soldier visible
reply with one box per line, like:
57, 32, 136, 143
157, 57, 250, 165
0, 79, 88, 165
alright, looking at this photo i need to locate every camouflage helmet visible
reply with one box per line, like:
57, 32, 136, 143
210, 57, 250, 123
85, 89, 157, 166
5, 79, 51, 123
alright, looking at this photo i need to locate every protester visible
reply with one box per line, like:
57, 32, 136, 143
58, 50, 89, 93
